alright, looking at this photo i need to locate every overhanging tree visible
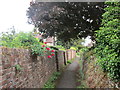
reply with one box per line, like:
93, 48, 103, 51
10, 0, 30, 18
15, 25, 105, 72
27, 2, 105, 44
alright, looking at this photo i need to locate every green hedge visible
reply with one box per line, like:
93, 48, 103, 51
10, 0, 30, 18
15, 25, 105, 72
95, 0, 120, 82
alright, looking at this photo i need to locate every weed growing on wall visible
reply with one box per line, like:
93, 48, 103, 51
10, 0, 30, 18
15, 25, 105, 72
95, 0, 120, 82
14, 64, 22, 71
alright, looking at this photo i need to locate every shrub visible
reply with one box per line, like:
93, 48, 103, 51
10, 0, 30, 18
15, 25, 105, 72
0, 31, 56, 58
31, 43, 45, 56
80, 47, 89, 53
95, 0, 120, 82
0, 31, 39, 48
12, 32, 39, 48
67, 60, 72, 64
0, 30, 16, 47
76, 51, 81, 56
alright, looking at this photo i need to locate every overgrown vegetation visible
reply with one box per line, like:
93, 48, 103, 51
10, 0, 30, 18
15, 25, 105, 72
44, 72, 61, 88
0, 31, 55, 57
0, 30, 16, 47
0, 31, 39, 48
31, 43, 45, 56
67, 60, 72, 64
95, 0, 120, 82
14, 64, 23, 71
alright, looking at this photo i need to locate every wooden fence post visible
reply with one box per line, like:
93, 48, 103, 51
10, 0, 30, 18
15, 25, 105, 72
55, 51, 59, 71
63, 52, 66, 65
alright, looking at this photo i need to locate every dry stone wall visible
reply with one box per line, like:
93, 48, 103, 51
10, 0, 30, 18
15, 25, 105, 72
0, 47, 76, 88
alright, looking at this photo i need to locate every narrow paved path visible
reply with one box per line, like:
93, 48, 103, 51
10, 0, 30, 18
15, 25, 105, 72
56, 57, 80, 88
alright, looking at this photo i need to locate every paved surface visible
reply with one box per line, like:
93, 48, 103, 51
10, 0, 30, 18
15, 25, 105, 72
56, 57, 80, 88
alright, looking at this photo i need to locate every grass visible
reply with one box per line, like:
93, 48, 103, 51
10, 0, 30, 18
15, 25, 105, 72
43, 72, 61, 88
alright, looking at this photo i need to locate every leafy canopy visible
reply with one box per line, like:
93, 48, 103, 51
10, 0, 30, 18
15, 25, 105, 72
27, 2, 105, 43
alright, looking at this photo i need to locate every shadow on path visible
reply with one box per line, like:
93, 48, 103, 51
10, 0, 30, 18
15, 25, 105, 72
56, 57, 80, 88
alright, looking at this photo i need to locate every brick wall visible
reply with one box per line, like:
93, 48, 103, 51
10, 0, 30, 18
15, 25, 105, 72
0, 47, 76, 88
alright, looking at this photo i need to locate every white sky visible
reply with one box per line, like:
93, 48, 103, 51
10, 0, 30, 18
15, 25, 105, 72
0, 0, 92, 45
82, 36, 92, 46
84, 36, 92, 46
0, 0, 34, 33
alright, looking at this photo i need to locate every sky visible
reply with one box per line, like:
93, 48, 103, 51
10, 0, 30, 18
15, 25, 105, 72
0, 0, 92, 46
84, 36, 92, 46
81, 36, 93, 46
0, 0, 34, 33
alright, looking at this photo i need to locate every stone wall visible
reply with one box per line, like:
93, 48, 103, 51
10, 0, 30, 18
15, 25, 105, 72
0, 47, 76, 88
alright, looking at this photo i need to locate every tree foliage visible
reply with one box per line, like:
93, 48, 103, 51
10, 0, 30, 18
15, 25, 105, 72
0, 30, 16, 47
95, 0, 120, 82
27, 2, 105, 43
0, 31, 39, 48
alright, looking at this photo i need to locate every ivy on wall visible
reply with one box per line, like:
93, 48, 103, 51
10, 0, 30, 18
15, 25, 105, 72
95, 0, 120, 82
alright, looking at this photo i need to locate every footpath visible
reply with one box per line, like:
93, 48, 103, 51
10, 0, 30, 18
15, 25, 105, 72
56, 57, 80, 88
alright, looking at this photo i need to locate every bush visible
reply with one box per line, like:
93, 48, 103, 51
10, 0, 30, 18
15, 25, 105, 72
0, 31, 39, 48
95, 0, 120, 82
12, 32, 39, 48
67, 60, 72, 64
80, 47, 89, 53
0, 31, 56, 58
31, 43, 45, 56
0, 31, 44, 55
76, 51, 81, 56
0, 30, 16, 47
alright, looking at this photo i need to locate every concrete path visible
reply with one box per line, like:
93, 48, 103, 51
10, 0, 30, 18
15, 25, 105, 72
56, 57, 80, 88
